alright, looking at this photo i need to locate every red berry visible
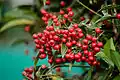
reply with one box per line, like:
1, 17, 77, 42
84, 50, 89, 55
91, 42, 97, 48
62, 38, 67, 43
40, 9, 47, 14
77, 52, 82, 57
83, 39, 88, 44
75, 54, 80, 60
73, 24, 78, 28
88, 56, 94, 61
34, 39, 40, 44
33, 34, 38, 39
38, 33, 43, 38
60, 9, 65, 15
39, 49, 45, 53
97, 42, 103, 48
39, 53, 47, 59
24, 25, 30, 32
65, 54, 70, 59
76, 42, 82, 47
48, 59, 53, 64
116, 13, 120, 19
81, 56, 86, 61
82, 45, 88, 50
92, 37, 97, 42
78, 33, 84, 38
46, 0, 51, 5
68, 11, 74, 17
94, 47, 100, 52
92, 61, 97, 66
53, 45, 60, 50
86, 34, 92, 40
22, 71, 27, 76
80, 17, 85, 21
60, 1, 66, 7
69, 54, 75, 60
76, 59, 81, 62
64, 14, 68, 19
53, 35, 60, 41
62, 58, 66, 62
66, 42, 72, 48
55, 58, 62, 64
95, 28, 101, 34
72, 40, 77, 45
67, 7, 72, 12
41, 64, 47, 69
56, 67, 61, 72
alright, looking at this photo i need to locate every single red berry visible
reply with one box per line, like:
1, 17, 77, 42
34, 39, 40, 44
53, 45, 60, 50
97, 42, 103, 48
83, 39, 88, 44
72, 40, 77, 45
78, 33, 84, 38
84, 50, 89, 55
64, 14, 68, 19
53, 18, 58, 23
81, 56, 86, 61
82, 45, 88, 50
41, 64, 47, 69
88, 56, 94, 61
69, 54, 75, 60
66, 7, 72, 12
66, 42, 72, 48
80, 17, 85, 21
46, 0, 51, 5
62, 58, 66, 62
86, 34, 92, 40
24, 25, 30, 32
62, 38, 67, 43
75, 54, 80, 60
48, 59, 53, 64
60, 1, 66, 7
38, 33, 43, 38
60, 9, 65, 15
95, 28, 101, 34
88, 52, 93, 56
56, 67, 61, 72
28, 68, 33, 74
94, 47, 100, 52
91, 42, 97, 48
65, 54, 70, 59
77, 52, 82, 57
33, 34, 38, 39
73, 24, 78, 28
68, 11, 74, 17
116, 13, 120, 19
53, 35, 60, 41
92, 61, 97, 66
22, 71, 27, 76
55, 58, 62, 64
27, 74, 32, 79
39, 53, 47, 59
92, 37, 97, 42
76, 42, 82, 47
40, 9, 47, 14
39, 49, 45, 53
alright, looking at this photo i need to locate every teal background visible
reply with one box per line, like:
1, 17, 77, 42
0, 28, 86, 80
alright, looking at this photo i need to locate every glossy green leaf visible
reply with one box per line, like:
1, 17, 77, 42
4, 8, 37, 21
0, 19, 34, 32
61, 44, 68, 58
110, 50, 120, 72
96, 52, 114, 67
104, 38, 115, 59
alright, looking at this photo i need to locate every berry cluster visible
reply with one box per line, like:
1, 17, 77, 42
33, 23, 103, 66
33, 2, 103, 67
22, 67, 33, 79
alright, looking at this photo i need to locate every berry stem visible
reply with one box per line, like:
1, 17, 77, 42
76, 0, 102, 17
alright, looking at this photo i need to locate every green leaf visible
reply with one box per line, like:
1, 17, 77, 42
43, 0, 47, 6
61, 44, 68, 58
4, 8, 37, 21
34, 57, 39, 70
104, 38, 115, 59
0, 19, 34, 33
48, 19, 53, 26
86, 66, 93, 80
113, 75, 120, 80
10, 39, 29, 46
96, 52, 114, 67
110, 50, 120, 72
